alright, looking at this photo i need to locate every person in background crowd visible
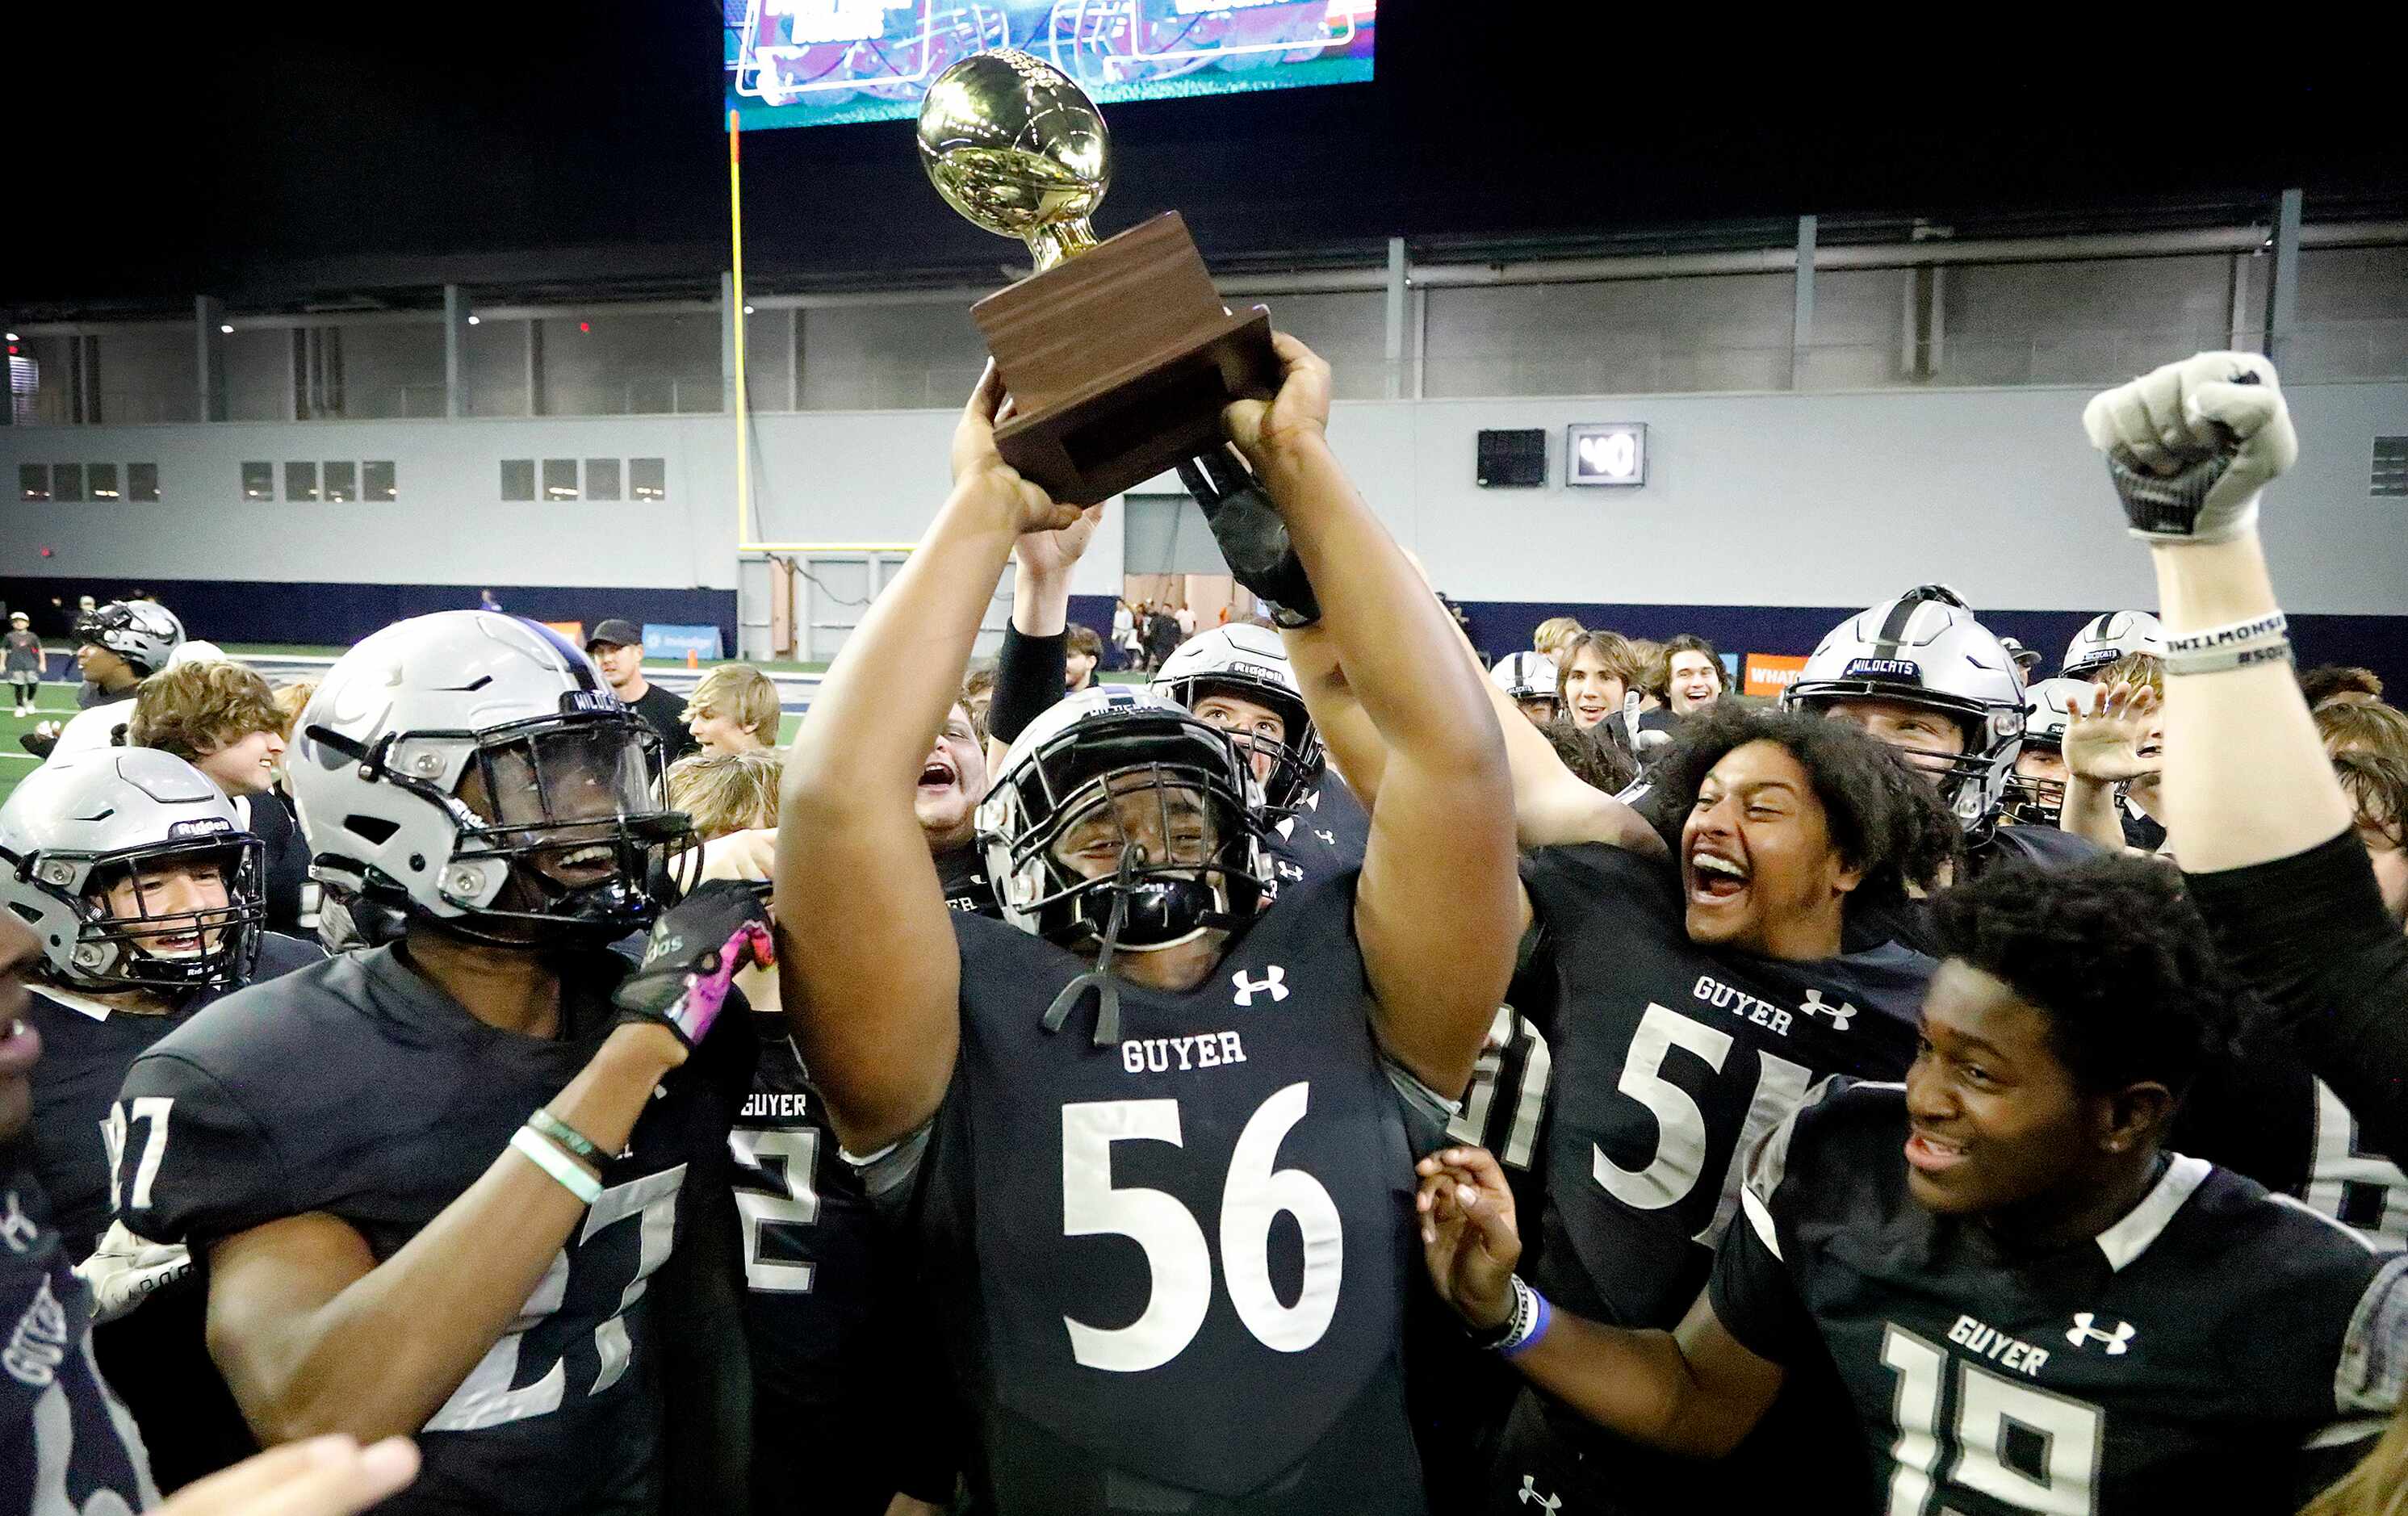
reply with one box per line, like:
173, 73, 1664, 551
1418, 856, 2404, 1515
38, 600, 190, 763
1555, 629, 1642, 736
2061, 609, 2163, 681
2318, 699, 2408, 757
961, 663, 997, 742
2333, 750, 2408, 930
2301, 664, 2385, 710
684, 664, 781, 756
1533, 616, 1584, 664
1142, 600, 1182, 672
1110, 597, 1137, 671
113, 611, 754, 1516
1635, 634, 1724, 744
1064, 624, 1102, 692
0, 748, 325, 1490
1175, 601, 1197, 639
2002, 676, 2086, 827
129, 660, 314, 934
666, 748, 784, 849
479, 588, 503, 614
588, 618, 700, 763
6, 610, 43, 717
2058, 654, 2171, 856
1997, 634, 2043, 681
1491, 651, 1560, 727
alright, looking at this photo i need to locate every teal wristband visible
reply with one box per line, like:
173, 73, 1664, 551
529, 1108, 603, 1164
510, 1127, 601, 1205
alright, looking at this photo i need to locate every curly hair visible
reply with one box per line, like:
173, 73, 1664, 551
125, 659, 282, 760
2335, 748, 2408, 842
1654, 634, 1726, 699
1644, 704, 1961, 913
1542, 718, 1638, 794
2317, 700, 2408, 760
1926, 856, 2250, 1096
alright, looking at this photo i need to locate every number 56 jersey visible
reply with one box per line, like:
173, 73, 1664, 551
874, 868, 1440, 1514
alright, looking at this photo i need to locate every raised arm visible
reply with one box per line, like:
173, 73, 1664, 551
777, 366, 1086, 1153
984, 507, 1099, 751
1225, 335, 1516, 1096
2057, 680, 2160, 855
1417, 1145, 1782, 1458
2083, 352, 2408, 1162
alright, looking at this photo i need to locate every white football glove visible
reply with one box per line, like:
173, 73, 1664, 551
2081, 351, 2297, 544
73, 1220, 192, 1324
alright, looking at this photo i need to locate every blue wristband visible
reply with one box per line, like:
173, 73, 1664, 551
1501, 1281, 1552, 1359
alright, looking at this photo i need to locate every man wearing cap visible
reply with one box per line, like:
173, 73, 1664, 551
588, 618, 699, 762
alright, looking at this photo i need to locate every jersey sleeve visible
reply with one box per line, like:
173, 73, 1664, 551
2184, 829, 2408, 1169
1702, 1078, 1838, 1367
111, 1051, 294, 1250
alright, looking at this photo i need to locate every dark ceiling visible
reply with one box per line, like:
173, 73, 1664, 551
9, 5, 2401, 317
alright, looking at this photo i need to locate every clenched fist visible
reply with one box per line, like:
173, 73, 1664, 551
2082, 351, 2297, 544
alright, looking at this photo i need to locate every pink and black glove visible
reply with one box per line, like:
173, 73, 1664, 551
613, 879, 775, 1049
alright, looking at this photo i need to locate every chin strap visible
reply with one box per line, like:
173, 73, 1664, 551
1043, 844, 1135, 1048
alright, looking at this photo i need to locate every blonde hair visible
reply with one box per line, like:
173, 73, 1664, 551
1533, 616, 1585, 660
126, 660, 283, 760
685, 664, 780, 745
2301, 1405, 2408, 1516
271, 679, 318, 739
665, 748, 785, 840
2100, 650, 2163, 697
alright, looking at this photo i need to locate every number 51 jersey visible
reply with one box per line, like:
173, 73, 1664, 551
887, 868, 1438, 1514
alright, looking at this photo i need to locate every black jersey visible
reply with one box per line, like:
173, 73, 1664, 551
238, 792, 312, 936
1522, 843, 1933, 1329
112, 942, 754, 1516
1712, 1081, 2407, 1514
1978, 821, 2100, 873
885, 868, 1440, 1514
0, 1163, 158, 1513
2177, 1041, 2408, 1249
23, 934, 325, 1260
1262, 774, 1371, 890
936, 842, 1000, 917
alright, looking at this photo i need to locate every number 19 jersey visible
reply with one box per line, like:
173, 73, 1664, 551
893, 868, 1437, 1514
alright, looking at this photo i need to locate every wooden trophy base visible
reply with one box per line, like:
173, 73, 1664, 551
971, 211, 1281, 505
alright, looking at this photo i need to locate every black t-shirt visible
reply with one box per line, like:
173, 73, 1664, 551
0, 1162, 159, 1512
241, 791, 312, 936
23, 933, 325, 1260
1713, 1080, 2406, 1514
114, 942, 754, 1516
626, 681, 698, 764
892, 869, 1441, 1513
935, 844, 999, 918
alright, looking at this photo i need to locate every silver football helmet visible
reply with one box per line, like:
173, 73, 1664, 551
2063, 611, 2163, 681
1150, 623, 1324, 814
2002, 676, 2086, 827
0, 748, 264, 991
980, 685, 1270, 955
1785, 588, 2026, 829
1491, 652, 1560, 709
72, 601, 184, 678
289, 611, 691, 944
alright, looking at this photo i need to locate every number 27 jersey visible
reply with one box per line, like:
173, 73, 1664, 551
897, 869, 1435, 1513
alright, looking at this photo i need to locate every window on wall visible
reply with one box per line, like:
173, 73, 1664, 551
286, 462, 319, 502
542, 459, 579, 500
52, 464, 83, 503
88, 463, 120, 501
630, 457, 666, 500
584, 458, 621, 500
128, 463, 158, 503
242, 461, 274, 500
363, 461, 396, 502
325, 461, 357, 502
19, 465, 48, 502
500, 459, 534, 501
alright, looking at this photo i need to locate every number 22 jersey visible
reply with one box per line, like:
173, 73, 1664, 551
868, 867, 1445, 1514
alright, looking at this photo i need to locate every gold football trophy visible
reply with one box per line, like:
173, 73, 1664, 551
917, 49, 1280, 504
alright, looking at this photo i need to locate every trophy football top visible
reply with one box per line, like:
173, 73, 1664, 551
916, 49, 1110, 273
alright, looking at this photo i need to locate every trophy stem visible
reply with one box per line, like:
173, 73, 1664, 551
1025, 219, 1101, 274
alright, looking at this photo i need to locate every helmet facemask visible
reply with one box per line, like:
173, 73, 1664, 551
24, 834, 266, 993
316, 706, 693, 946
1162, 674, 1324, 818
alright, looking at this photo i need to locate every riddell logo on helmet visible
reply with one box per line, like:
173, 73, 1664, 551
1843, 657, 1921, 681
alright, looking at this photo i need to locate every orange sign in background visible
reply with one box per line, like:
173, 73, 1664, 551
543, 620, 586, 646
1744, 652, 1808, 699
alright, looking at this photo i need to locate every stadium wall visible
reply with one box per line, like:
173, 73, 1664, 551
6, 380, 2399, 671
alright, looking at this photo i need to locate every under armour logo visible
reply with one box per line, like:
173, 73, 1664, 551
1313, 828, 1336, 846
1800, 988, 1857, 1030
2066, 1313, 2134, 1355
1275, 860, 1305, 882
0, 1194, 33, 1255
1232, 966, 1290, 1007
1518, 1475, 1561, 1510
